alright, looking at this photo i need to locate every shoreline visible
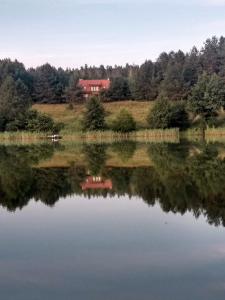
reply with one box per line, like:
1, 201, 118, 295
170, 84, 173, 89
1, 128, 225, 144
0, 129, 180, 143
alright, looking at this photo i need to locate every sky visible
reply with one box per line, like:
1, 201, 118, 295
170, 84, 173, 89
0, 0, 225, 68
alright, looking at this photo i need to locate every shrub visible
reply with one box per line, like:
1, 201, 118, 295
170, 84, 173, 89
147, 98, 171, 129
5, 120, 22, 132
0, 109, 60, 133
169, 102, 190, 129
52, 122, 64, 134
111, 109, 136, 133
147, 99, 190, 129
67, 103, 74, 110
83, 97, 106, 131
4, 113, 27, 131
26, 110, 55, 132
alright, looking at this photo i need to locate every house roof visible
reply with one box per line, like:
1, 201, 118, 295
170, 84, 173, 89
78, 79, 110, 90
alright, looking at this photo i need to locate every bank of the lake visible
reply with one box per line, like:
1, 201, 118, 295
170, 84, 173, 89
62, 129, 180, 143
0, 131, 45, 142
2, 100, 225, 143
2, 127, 225, 143
0, 129, 180, 143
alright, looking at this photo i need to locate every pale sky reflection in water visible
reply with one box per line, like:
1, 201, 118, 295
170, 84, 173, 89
0, 195, 224, 300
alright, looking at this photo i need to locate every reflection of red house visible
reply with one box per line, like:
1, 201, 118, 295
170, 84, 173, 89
78, 79, 110, 98
81, 176, 113, 190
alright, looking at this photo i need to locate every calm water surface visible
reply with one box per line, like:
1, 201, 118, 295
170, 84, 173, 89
0, 141, 225, 300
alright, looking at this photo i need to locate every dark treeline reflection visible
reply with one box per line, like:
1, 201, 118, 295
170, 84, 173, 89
0, 143, 64, 210
1, 142, 225, 227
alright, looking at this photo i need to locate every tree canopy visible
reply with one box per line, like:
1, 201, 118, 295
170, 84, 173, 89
188, 73, 225, 119
0, 76, 31, 130
0, 36, 225, 104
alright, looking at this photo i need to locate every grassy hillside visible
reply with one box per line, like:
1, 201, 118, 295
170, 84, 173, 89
33, 101, 153, 132
33, 101, 225, 138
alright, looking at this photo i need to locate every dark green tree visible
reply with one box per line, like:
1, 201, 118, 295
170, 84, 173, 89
106, 77, 131, 101
200, 36, 222, 75
147, 98, 171, 129
182, 47, 201, 90
0, 76, 31, 131
169, 102, 190, 129
131, 61, 157, 100
83, 97, 106, 131
65, 74, 84, 105
188, 73, 225, 119
159, 51, 186, 100
31, 63, 68, 103
0, 59, 32, 90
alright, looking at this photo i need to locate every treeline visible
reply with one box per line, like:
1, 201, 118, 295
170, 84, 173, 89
1, 36, 225, 104
0, 62, 64, 131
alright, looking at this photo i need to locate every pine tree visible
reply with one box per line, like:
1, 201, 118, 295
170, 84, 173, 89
0, 76, 31, 130
106, 77, 131, 101
147, 98, 172, 129
83, 97, 106, 131
66, 75, 84, 104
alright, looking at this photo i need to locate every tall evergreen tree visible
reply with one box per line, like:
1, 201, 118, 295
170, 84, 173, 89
65, 75, 84, 104
132, 61, 157, 100
0, 76, 31, 130
159, 51, 186, 100
106, 77, 131, 101
31, 64, 67, 103
83, 97, 106, 131
200, 36, 221, 75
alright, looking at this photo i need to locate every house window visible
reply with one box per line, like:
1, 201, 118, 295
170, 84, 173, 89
91, 86, 100, 92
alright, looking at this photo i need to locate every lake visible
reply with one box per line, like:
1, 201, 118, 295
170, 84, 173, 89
0, 140, 225, 300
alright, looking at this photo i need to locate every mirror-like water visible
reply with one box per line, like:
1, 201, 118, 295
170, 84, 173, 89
0, 141, 225, 300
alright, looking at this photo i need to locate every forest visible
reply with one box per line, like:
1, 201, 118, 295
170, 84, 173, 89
0, 36, 225, 104
0, 36, 225, 132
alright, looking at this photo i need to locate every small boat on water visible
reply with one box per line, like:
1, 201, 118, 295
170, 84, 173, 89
47, 134, 62, 141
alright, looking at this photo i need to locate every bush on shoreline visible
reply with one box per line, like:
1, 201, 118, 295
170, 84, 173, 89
111, 109, 136, 133
26, 110, 64, 133
147, 98, 189, 130
147, 98, 171, 129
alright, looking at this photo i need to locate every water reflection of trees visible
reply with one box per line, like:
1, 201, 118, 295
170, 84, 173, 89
82, 144, 107, 175
33, 168, 72, 206
146, 142, 225, 226
1, 142, 225, 227
111, 141, 137, 163
0, 144, 55, 210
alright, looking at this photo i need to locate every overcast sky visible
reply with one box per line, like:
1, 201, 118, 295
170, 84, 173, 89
0, 0, 225, 68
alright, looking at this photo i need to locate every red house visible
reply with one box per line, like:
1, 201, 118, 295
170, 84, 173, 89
81, 176, 113, 191
78, 79, 110, 98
